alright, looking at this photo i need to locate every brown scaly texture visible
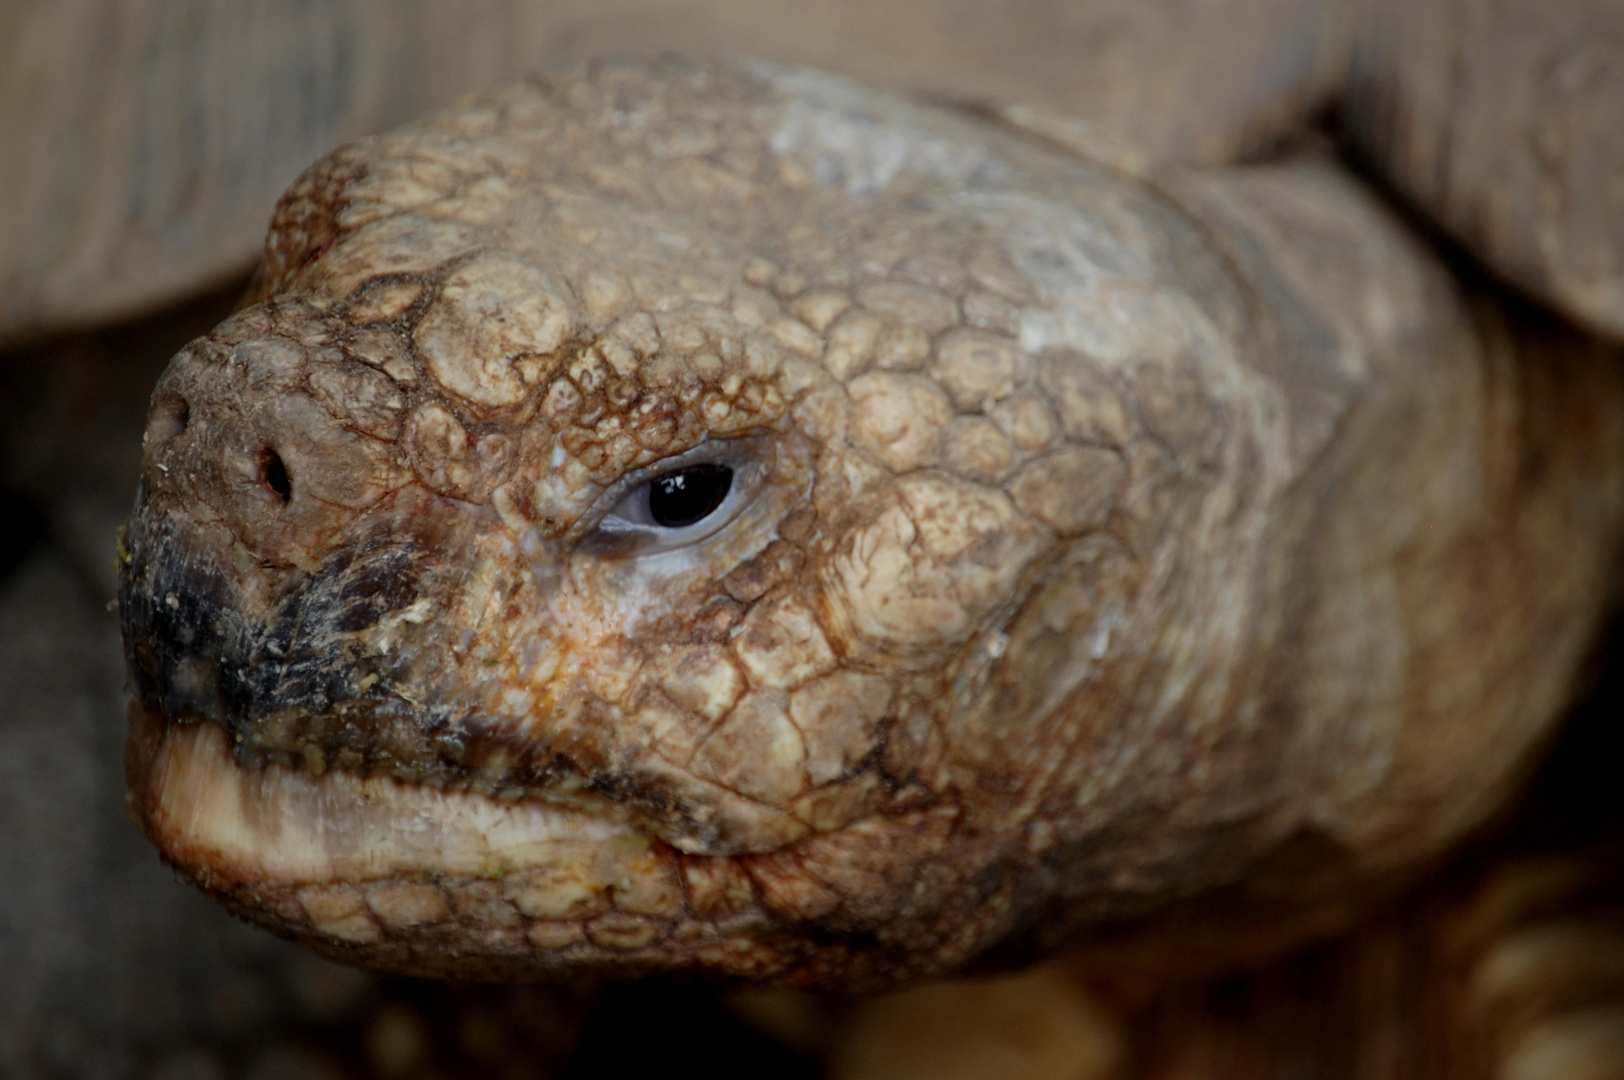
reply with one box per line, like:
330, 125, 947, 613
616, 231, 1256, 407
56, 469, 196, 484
119, 56, 1624, 991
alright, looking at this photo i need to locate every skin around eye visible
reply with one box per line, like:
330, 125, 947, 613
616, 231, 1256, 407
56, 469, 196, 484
579, 442, 767, 557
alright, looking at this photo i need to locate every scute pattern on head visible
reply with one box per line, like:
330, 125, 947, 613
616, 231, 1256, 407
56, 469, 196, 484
119, 56, 1624, 989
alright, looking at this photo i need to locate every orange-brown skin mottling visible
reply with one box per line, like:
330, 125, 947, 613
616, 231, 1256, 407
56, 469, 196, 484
120, 56, 1624, 991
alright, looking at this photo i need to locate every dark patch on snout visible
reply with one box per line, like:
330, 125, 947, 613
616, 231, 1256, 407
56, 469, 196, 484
120, 492, 455, 768
235, 535, 423, 718
121, 499, 250, 726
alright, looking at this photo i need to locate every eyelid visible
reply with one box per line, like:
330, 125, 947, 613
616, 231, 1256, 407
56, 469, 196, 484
572, 437, 770, 556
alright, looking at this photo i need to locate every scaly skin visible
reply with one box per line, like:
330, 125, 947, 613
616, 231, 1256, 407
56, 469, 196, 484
119, 56, 1624, 990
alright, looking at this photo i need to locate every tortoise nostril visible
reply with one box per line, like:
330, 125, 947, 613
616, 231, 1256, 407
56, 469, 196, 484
145, 395, 189, 446
260, 448, 292, 503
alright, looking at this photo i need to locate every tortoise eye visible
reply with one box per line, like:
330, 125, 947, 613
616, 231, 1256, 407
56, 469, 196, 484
648, 464, 733, 528
580, 441, 768, 558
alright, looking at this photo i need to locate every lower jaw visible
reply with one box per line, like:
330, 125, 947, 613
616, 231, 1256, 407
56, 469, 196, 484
125, 705, 805, 981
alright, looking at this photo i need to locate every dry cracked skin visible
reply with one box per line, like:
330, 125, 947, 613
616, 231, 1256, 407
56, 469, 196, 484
119, 56, 1624, 990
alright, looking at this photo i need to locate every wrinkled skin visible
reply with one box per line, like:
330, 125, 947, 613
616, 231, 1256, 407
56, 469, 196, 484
120, 57, 1624, 990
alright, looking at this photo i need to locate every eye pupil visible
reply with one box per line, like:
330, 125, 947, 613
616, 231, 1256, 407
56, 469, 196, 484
648, 464, 733, 528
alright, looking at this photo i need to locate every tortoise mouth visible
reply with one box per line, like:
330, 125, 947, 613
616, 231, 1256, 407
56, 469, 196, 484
131, 710, 635, 890
125, 704, 790, 977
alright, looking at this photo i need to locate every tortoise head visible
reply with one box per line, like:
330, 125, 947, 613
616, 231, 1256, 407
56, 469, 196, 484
119, 57, 1623, 988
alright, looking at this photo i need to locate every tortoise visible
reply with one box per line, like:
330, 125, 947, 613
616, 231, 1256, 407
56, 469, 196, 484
10, 1, 1621, 1076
